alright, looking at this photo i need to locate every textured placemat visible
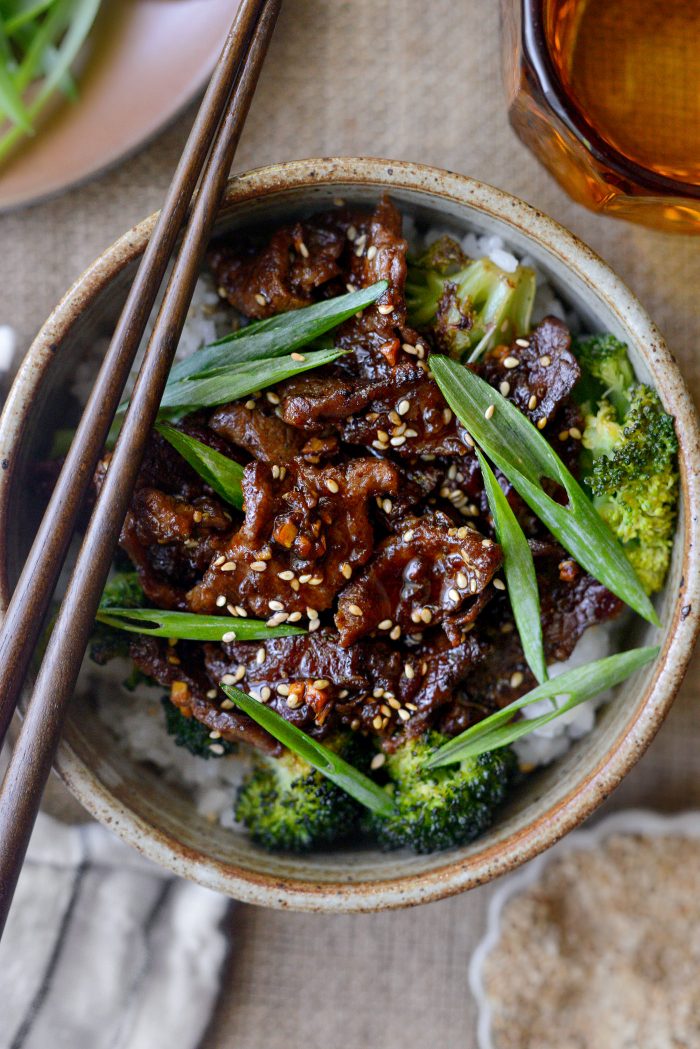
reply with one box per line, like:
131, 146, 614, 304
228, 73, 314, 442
1, 2, 698, 1047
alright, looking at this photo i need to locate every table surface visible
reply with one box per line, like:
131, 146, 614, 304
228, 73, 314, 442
2, 2, 698, 1047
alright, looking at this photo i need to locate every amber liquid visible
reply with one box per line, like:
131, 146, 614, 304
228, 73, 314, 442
546, 0, 700, 186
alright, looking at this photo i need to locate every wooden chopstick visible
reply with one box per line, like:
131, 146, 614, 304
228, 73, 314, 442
0, 0, 281, 937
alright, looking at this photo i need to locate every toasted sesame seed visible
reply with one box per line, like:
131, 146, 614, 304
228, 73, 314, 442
390, 435, 407, 447
299, 573, 313, 584
371, 753, 386, 770
206, 688, 218, 699
347, 225, 357, 241
255, 293, 266, 306
287, 695, 304, 710
398, 708, 411, 722
366, 245, 378, 261
306, 609, 319, 623
278, 570, 295, 580
215, 595, 226, 607
404, 663, 415, 679
266, 391, 280, 405
482, 538, 493, 547
515, 338, 530, 348
346, 282, 356, 294
402, 529, 414, 542
539, 354, 551, 366
404, 428, 419, 438
314, 679, 330, 689
372, 439, 389, 451
291, 351, 306, 362
380, 704, 391, 717
277, 683, 290, 696
510, 671, 524, 688
290, 579, 300, 592
235, 606, 247, 617
558, 429, 570, 441
339, 689, 349, 699
259, 686, 271, 702
485, 404, 495, 420
251, 560, 267, 572
377, 302, 394, 315
298, 240, 310, 258
470, 578, 478, 593
537, 416, 548, 430
373, 687, 385, 699
350, 718, 361, 730
397, 398, 410, 416
456, 571, 468, 589
325, 478, 340, 493
221, 673, 237, 685
234, 665, 246, 682
420, 607, 433, 624
569, 426, 582, 440
493, 578, 506, 591
341, 562, 353, 579
463, 432, 475, 447
213, 555, 226, 567
268, 599, 284, 611
390, 625, 401, 640
244, 399, 256, 410
448, 588, 460, 604
267, 612, 288, 626
287, 611, 302, 622
372, 715, 383, 730
220, 698, 235, 709
377, 428, 390, 442
193, 509, 203, 523
382, 498, 393, 513
443, 408, 453, 425
222, 630, 237, 643
308, 576, 323, 586
402, 342, 418, 355
226, 604, 238, 617
308, 619, 321, 633
209, 743, 225, 756
528, 394, 537, 410
256, 646, 266, 664
503, 356, 520, 369
499, 380, 511, 396
271, 464, 280, 479
378, 619, 393, 630
348, 603, 363, 617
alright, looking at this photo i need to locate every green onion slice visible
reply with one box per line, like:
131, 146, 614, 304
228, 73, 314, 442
95, 607, 305, 642
156, 422, 244, 509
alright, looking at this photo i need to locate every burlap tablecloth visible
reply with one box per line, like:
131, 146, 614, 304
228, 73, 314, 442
1, 2, 698, 1046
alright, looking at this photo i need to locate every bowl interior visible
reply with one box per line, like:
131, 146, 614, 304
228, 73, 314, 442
1, 165, 694, 910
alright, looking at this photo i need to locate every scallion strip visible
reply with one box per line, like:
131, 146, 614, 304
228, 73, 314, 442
95, 608, 305, 642
156, 422, 244, 509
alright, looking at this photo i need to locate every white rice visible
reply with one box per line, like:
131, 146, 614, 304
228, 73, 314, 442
79, 215, 615, 827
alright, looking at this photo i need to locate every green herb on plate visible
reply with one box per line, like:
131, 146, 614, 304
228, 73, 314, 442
156, 422, 244, 509
95, 607, 306, 642
430, 356, 659, 626
221, 683, 397, 816
424, 646, 659, 765
477, 449, 547, 684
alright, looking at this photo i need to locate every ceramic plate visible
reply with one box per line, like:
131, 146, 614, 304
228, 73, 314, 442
0, 0, 238, 213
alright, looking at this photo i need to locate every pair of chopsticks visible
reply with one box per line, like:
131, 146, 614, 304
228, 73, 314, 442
0, 0, 281, 937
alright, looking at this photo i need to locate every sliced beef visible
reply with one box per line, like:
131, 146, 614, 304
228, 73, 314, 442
186, 455, 398, 619
335, 512, 502, 646
209, 400, 304, 463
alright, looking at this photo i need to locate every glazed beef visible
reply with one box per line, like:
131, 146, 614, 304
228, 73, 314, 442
101, 198, 623, 754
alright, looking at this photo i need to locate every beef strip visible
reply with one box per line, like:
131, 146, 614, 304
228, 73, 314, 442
335, 511, 502, 646
208, 400, 305, 463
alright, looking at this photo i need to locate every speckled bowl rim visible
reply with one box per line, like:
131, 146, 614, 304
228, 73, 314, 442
0, 158, 698, 911
469, 808, 700, 1049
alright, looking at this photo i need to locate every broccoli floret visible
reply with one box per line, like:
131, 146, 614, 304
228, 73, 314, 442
406, 236, 536, 360
89, 571, 146, 665
162, 697, 237, 759
574, 332, 635, 416
235, 734, 366, 852
366, 731, 515, 854
583, 385, 679, 594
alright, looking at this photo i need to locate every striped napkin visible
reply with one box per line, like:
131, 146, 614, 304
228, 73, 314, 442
0, 811, 232, 1049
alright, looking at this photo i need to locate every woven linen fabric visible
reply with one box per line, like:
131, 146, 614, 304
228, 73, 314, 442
0, 812, 231, 1049
0, 2, 699, 1048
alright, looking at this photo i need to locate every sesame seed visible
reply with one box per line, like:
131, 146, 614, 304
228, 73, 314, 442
221, 673, 237, 685
299, 573, 312, 584
539, 354, 551, 366
373, 687, 385, 699
463, 432, 475, 447
234, 665, 246, 682
366, 245, 378, 261
244, 399, 256, 410
290, 580, 300, 592
271, 465, 280, 479
268, 600, 284, 611
402, 529, 414, 542
215, 595, 226, 607
443, 408, 453, 425
558, 429, 570, 441
390, 625, 401, 640
397, 399, 410, 416
341, 562, 353, 579
251, 561, 267, 572
390, 435, 407, 447
291, 351, 306, 362
372, 439, 389, 451
371, 753, 386, 770
347, 225, 357, 241
287, 611, 302, 622
528, 395, 537, 410
277, 683, 290, 696
499, 381, 511, 396
298, 241, 310, 258
406, 702, 418, 712
569, 426, 582, 440
398, 709, 410, 722
266, 391, 280, 405
378, 619, 393, 630
325, 478, 340, 493
382, 498, 393, 513
485, 404, 495, 420
457, 571, 468, 588
503, 356, 520, 369
537, 416, 548, 430
339, 689, 349, 699
220, 698, 235, 709
470, 578, 478, 593
348, 603, 363, 617
306, 607, 319, 620
346, 282, 356, 293
235, 606, 247, 617
372, 715, 383, 730
510, 671, 524, 688
255, 293, 266, 306
404, 663, 415, 679
213, 555, 226, 567
308, 619, 321, 633
405, 428, 418, 438
222, 631, 237, 643
267, 612, 288, 626
206, 688, 218, 699
287, 695, 304, 710
448, 588, 460, 603
388, 410, 402, 426
493, 578, 506, 591
380, 704, 391, 717
420, 607, 433, 624
515, 338, 530, 348
193, 509, 203, 523
386, 697, 400, 710
333, 197, 345, 206
377, 429, 390, 442
278, 570, 295, 580
350, 718, 360, 730
221, 561, 236, 572
308, 576, 323, 586
226, 604, 238, 617
402, 342, 418, 355
256, 647, 266, 664
377, 302, 394, 315
260, 686, 271, 702
313, 679, 330, 689
209, 743, 225, 756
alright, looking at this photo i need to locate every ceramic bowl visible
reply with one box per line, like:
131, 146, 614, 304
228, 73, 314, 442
1, 159, 698, 911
